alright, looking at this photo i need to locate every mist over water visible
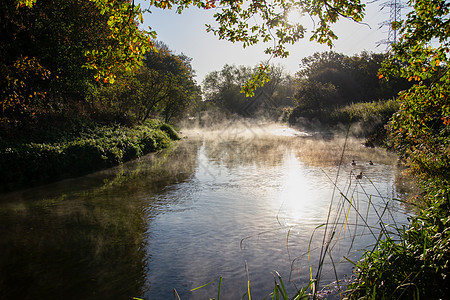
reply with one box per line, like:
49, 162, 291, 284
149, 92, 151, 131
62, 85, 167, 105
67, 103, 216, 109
0, 122, 411, 300
145, 121, 410, 299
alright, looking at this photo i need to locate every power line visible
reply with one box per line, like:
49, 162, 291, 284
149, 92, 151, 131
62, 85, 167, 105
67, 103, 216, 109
377, 0, 406, 50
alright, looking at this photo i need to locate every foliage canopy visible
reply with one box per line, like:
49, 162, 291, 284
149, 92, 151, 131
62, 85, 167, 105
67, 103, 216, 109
380, 0, 449, 198
149, 0, 365, 95
4, 0, 450, 298
347, 0, 450, 298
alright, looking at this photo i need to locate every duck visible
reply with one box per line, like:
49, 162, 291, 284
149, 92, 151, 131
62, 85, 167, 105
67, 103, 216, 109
369, 160, 374, 165
356, 171, 363, 179
352, 160, 356, 166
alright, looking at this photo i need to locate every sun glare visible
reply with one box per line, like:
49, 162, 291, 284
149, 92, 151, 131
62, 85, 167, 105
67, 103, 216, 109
271, 153, 331, 227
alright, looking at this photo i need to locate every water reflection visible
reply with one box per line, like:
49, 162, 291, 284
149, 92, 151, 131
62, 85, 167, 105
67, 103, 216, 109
0, 124, 411, 300
144, 124, 410, 299
0, 141, 199, 300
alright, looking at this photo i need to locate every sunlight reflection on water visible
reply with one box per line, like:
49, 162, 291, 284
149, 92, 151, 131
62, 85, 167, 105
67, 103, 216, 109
0, 124, 412, 300
143, 124, 411, 300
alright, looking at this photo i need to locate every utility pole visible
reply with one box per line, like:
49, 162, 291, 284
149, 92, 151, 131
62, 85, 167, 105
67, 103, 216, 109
378, 0, 406, 50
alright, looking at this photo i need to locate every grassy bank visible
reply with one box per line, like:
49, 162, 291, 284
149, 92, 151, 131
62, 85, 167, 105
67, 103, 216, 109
288, 99, 400, 143
330, 99, 399, 127
346, 200, 450, 299
0, 119, 180, 191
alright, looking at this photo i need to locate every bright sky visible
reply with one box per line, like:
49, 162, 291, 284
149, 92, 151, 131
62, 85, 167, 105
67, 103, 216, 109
138, 0, 395, 84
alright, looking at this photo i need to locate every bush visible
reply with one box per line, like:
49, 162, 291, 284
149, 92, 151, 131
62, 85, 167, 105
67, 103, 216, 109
289, 99, 399, 140
0, 120, 178, 191
347, 201, 450, 299
330, 99, 399, 124
159, 123, 180, 141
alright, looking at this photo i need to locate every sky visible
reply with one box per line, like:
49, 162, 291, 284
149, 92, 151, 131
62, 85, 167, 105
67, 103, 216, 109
138, 0, 397, 84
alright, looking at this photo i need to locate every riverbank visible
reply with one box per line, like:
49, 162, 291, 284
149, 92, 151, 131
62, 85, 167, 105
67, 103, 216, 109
287, 99, 400, 147
0, 119, 180, 192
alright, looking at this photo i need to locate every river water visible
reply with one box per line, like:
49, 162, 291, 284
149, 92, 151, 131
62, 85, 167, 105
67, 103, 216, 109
0, 123, 411, 300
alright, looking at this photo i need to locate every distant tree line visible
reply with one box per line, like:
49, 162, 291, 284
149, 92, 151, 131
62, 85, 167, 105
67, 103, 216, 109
200, 51, 411, 126
202, 64, 294, 119
289, 51, 412, 123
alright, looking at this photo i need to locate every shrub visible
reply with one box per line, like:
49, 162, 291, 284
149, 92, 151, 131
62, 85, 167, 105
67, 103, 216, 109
346, 201, 450, 299
0, 121, 178, 191
159, 123, 180, 141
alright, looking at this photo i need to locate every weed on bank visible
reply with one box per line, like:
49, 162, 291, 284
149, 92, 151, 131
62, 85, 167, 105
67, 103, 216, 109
0, 120, 180, 190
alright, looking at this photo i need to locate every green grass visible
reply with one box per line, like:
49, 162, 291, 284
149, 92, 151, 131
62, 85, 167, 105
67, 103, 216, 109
330, 99, 399, 124
288, 99, 400, 141
0, 119, 180, 191
346, 201, 450, 299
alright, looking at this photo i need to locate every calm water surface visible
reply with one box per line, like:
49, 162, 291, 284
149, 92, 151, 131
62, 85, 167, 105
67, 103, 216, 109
0, 124, 411, 299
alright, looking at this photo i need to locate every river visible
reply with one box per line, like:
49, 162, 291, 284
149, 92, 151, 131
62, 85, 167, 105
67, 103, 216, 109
0, 123, 411, 300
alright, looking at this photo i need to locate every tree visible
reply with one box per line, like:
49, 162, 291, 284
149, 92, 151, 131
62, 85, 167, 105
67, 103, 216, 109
85, 42, 199, 123
0, 0, 53, 124
293, 51, 408, 114
203, 63, 294, 118
381, 0, 449, 200
296, 52, 347, 79
130, 44, 199, 122
5, 0, 152, 91
203, 64, 253, 115
1, 0, 155, 127
153, 52, 201, 123
294, 80, 339, 112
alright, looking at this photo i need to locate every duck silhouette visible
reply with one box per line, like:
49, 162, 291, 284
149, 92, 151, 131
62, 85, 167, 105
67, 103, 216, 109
352, 160, 356, 166
369, 160, 374, 165
356, 172, 363, 179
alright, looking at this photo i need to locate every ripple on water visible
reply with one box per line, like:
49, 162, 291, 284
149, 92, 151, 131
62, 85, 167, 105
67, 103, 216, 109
0, 125, 412, 300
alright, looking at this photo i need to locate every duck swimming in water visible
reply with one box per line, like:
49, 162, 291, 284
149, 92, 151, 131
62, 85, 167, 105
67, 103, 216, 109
352, 160, 356, 166
356, 172, 363, 179
369, 161, 373, 165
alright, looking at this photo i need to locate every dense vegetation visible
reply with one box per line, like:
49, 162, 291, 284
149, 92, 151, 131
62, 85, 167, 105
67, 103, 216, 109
346, 0, 450, 298
1, 0, 449, 299
202, 64, 294, 119
0, 0, 200, 129
0, 0, 199, 188
0, 119, 179, 191
288, 51, 411, 134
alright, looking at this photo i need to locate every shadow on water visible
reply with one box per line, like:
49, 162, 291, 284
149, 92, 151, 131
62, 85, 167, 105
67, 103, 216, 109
0, 122, 413, 300
0, 141, 201, 300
